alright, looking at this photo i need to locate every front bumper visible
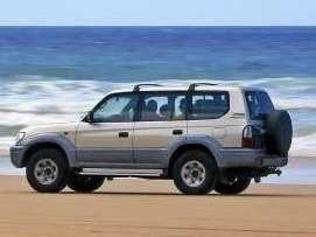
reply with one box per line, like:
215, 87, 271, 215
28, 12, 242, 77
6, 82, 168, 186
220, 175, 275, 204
218, 148, 288, 168
10, 145, 26, 168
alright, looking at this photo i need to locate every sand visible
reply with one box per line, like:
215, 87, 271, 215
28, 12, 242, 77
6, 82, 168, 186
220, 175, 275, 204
0, 176, 314, 237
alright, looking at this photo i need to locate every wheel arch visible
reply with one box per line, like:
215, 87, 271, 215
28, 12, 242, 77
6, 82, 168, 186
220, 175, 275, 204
22, 142, 68, 167
167, 143, 218, 178
21, 133, 77, 167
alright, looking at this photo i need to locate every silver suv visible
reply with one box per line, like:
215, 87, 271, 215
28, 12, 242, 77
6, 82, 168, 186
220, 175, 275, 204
10, 83, 292, 195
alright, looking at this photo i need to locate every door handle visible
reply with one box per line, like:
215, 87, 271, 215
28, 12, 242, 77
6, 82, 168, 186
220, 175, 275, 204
118, 132, 129, 138
172, 129, 183, 135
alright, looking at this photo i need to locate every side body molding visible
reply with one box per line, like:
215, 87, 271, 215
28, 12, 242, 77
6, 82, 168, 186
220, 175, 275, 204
21, 134, 224, 169
22, 133, 77, 167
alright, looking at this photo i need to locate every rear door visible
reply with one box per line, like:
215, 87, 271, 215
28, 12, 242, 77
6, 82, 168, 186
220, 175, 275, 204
244, 90, 276, 148
187, 90, 233, 147
133, 91, 187, 168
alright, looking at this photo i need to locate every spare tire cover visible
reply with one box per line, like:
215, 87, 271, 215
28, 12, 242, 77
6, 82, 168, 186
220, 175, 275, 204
265, 110, 293, 157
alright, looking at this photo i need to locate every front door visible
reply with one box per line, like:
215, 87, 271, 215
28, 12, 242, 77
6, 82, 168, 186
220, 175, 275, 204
76, 93, 138, 168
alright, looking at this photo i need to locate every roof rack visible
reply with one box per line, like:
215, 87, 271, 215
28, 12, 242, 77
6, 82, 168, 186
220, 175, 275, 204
133, 83, 162, 92
188, 82, 218, 91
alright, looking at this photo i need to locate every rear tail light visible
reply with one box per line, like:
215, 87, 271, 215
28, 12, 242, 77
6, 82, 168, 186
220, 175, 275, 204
242, 125, 254, 148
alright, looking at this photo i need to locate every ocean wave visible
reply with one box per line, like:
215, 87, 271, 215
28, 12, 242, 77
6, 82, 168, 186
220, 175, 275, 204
0, 75, 315, 157
0, 125, 25, 137
0, 111, 78, 128
0, 76, 315, 138
0, 137, 14, 154
290, 133, 316, 157
273, 98, 316, 110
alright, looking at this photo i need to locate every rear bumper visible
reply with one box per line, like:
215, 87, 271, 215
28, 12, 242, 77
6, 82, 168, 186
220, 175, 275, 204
10, 145, 25, 168
218, 148, 288, 168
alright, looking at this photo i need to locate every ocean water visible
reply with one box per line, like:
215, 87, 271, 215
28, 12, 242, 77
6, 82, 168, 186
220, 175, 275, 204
0, 27, 315, 157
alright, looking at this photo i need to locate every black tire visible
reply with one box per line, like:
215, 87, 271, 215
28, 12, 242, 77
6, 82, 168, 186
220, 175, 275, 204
26, 148, 69, 193
215, 177, 251, 195
68, 173, 105, 193
173, 150, 218, 195
265, 110, 292, 157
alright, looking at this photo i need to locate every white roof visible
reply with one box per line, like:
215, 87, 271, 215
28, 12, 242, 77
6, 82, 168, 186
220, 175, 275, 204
109, 83, 264, 94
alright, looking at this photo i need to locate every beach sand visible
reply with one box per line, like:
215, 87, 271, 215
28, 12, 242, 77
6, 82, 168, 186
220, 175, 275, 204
0, 176, 315, 237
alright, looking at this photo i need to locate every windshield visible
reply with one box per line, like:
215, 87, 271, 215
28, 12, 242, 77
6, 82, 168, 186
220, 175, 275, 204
245, 90, 274, 120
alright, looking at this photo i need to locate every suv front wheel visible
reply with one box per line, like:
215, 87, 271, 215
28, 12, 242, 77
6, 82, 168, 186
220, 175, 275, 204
26, 148, 69, 193
173, 150, 218, 195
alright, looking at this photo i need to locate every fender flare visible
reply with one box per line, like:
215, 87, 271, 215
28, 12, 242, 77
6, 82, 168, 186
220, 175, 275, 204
166, 135, 223, 172
21, 133, 77, 167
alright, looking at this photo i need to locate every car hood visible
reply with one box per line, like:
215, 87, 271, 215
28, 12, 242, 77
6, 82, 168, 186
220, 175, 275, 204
21, 122, 79, 136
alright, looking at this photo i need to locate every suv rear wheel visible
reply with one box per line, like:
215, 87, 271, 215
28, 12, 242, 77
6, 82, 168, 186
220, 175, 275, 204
215, 177, 251, 195
173, 150, 218, 195
68, 173, 105, 193
26, 148, 69, 193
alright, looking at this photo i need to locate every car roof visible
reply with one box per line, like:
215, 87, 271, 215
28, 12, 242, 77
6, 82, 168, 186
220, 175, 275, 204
108, 84, 266, 94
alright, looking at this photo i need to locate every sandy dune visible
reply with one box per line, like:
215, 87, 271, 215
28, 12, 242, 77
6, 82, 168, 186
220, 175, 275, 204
0, 176, 315, 237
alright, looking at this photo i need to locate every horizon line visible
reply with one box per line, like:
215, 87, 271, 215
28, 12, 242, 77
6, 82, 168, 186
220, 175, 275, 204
0, 25, 316, 27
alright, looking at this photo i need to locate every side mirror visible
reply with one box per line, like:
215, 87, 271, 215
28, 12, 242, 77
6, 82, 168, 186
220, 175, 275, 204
84, 111, 94, 123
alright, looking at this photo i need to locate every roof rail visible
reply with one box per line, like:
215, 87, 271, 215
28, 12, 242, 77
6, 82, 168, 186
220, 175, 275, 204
133, 83, 162, 92
188, 82, 218, 91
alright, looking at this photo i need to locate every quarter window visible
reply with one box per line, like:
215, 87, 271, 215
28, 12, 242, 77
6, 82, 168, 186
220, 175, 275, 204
189, 91, 229, 119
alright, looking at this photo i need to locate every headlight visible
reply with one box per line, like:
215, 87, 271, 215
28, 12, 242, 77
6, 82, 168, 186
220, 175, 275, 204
15, 132, 26, 145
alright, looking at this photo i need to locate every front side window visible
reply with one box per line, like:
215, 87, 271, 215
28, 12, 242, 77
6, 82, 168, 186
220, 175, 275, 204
189, 91, 229, 120
93, 94, 137, 122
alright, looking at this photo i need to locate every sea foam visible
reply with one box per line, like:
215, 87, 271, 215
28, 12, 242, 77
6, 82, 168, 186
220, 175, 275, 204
0, 77, 315, 157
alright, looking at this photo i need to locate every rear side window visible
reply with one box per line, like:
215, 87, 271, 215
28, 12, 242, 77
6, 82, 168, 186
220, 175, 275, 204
140, 92, 186, 121
189, 91, 230, 120
245, 91, 274, 120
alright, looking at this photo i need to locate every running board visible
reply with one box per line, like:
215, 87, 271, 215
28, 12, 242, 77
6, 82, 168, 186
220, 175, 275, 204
79, 168, 164, 177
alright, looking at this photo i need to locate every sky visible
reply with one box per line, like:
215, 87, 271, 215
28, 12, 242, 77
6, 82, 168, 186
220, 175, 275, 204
0, 0, 315, 26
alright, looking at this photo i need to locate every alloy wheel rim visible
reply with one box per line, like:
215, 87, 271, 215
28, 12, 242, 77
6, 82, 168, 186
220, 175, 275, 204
34, 158, 59, 185
181, 160, 206, 187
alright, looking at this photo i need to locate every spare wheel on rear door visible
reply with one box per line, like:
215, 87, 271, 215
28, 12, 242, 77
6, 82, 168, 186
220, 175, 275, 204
265, 110, 292, 157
